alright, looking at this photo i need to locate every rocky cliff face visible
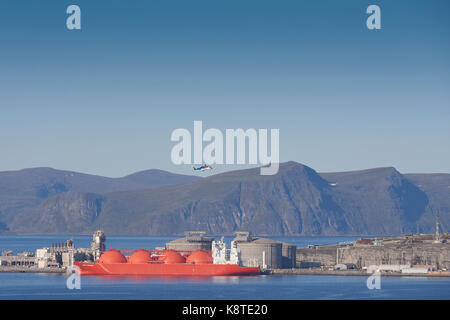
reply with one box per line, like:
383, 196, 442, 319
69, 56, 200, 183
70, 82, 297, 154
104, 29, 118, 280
13, 191, 104, 234
0, 162, 448, 235
320, 167, 430, 235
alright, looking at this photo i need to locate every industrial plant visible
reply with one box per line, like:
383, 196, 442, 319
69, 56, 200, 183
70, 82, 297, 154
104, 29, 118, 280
0, 231, 106, 272
0, 218, 449, 276
295, 217, 450, 275
0, 230, 296, 274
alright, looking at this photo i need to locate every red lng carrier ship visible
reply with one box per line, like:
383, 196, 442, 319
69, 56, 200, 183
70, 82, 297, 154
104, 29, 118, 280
75, 240, 260, 276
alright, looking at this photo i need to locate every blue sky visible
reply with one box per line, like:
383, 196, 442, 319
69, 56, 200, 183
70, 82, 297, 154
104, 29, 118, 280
0, 0, 449, 177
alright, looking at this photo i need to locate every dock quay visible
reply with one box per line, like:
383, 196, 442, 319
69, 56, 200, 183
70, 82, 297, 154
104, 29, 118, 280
0, 266, 65, 273
268, 268, 450, 277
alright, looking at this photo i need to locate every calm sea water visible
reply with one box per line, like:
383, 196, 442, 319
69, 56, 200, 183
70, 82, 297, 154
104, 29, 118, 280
0, 235, 449, 300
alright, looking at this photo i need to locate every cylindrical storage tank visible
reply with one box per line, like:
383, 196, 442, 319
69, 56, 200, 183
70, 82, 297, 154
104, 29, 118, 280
281, 243, 297, 268
98, 249, 127, 264
128, 249, 152, 264
236, 238, 282, 269
162, 250, 186, 264
186, 250, 213, 264
166, 237, 213, 251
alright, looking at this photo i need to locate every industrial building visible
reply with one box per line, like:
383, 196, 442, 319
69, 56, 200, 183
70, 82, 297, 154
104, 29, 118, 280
165, 231, 296, 269
0, 230, 106, 271
0, 251, 35, 267
296, 217, 450, 273
297, 233, 450, 272
166, 231, 214, 251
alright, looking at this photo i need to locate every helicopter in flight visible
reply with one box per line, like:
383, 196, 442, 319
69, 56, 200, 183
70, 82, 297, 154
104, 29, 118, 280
193, 164, 213, 172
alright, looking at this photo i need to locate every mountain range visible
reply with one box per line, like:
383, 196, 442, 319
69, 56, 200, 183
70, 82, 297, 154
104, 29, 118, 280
0, 162, 448, 235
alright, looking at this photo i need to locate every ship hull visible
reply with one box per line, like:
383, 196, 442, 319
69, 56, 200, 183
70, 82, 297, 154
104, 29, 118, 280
74, 262, 259, 276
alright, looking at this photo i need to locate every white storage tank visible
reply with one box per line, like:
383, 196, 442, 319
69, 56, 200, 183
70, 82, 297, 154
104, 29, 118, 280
236, 237, 283, 269
281, 242, 297, 268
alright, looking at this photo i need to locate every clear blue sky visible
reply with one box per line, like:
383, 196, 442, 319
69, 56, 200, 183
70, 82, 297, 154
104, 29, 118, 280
0, 0, 449, 177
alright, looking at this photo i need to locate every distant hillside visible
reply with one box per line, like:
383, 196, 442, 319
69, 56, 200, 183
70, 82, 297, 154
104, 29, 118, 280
403, 173, 450, 233
82, 162, 350, 235
4, 162, 448, 236
320, 168, 433, 234
0, 167, 200, 233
